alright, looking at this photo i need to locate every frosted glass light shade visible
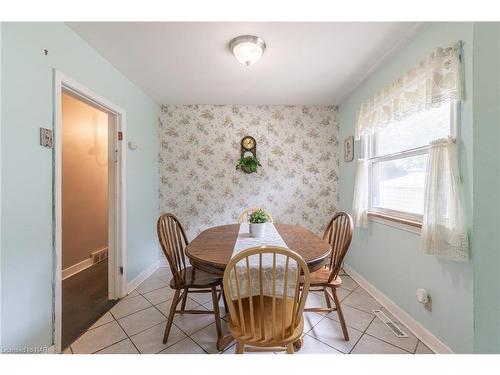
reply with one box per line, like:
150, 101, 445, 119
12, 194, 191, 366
229, 35, 266, 67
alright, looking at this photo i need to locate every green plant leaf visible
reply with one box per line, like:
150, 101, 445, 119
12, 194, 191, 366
249, 209, 269, 223
235, 155, 261, 174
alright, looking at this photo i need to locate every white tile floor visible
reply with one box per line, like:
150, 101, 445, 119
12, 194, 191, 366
65, 266, 434, 354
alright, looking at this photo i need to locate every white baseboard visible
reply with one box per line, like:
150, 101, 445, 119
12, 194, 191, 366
62, 258, 93, 280
47, 345, 55, 354
344, 264, 453, 354
158, 257, 168, 267
126, 261, 160, 294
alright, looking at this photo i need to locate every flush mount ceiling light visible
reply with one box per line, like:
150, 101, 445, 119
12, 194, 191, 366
229, 35, 266, 67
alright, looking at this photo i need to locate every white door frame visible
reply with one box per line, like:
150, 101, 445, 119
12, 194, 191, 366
52, 70, 127, 353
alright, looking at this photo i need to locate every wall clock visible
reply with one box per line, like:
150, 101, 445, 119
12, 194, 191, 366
241, 136, 257, 158
236, 136, 261, 174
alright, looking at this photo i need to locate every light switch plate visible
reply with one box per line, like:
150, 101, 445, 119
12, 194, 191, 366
40, 128, 53, 148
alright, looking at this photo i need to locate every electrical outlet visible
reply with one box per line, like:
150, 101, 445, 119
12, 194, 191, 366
424, 296, 432, 312
40, 128, 53, 148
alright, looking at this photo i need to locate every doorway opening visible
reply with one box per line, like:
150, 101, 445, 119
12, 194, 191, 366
53, 71, 127, 353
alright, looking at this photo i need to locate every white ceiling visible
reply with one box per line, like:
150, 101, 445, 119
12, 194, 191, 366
68, 22, 422, 105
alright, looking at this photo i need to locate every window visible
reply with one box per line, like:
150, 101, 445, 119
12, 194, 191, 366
364, 100, 458, 223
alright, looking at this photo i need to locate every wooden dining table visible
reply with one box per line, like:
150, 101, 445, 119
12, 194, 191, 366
185, 223, 332, 351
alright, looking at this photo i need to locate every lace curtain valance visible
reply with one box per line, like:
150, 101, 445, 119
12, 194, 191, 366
355, 42, 463, 139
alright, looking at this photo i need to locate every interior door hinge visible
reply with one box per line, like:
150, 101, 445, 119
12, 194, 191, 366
118, 131, 123, 141
119, 266, 124, 275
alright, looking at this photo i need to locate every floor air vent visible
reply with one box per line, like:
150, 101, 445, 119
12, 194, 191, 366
91, 247, 109, 265
372, 309, 408, 338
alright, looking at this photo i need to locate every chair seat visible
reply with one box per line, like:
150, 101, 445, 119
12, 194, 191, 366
170, 266, 222, 289
227, 295, 304, 346
309, 267, 343, 287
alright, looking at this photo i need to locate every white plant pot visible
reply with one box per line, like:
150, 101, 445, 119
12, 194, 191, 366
249, 223, 266, 238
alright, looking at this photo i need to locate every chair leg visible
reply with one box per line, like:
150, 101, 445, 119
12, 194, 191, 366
331, 286, 349, 341
211, 286, 222, 339
323, 287, 332, 309
221, 287, 229, 314
236, 342, 244, 354
180, 288, 188, 312
163, 289, 180, 344
286, 344, 294, 354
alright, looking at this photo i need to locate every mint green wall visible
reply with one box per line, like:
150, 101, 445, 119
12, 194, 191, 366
1, 23, 159, 349
338, 23, 474, 353
472, 23, 500, 353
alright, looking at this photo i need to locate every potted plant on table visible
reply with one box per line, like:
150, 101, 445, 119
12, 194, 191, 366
248, 209, 268, 238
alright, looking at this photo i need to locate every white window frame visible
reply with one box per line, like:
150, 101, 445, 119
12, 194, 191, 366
363, 100, 460, 226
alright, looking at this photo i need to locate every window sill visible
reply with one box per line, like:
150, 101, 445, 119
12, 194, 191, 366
367, 211, 422, 234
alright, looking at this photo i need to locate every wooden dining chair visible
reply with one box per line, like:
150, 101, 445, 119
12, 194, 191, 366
237, 207, 274, 223
223, 246, 311, 354
303, 212, 353, 340
157, 213, 224, 344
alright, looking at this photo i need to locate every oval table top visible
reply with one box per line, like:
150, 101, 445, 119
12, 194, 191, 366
185, 223, 331, 275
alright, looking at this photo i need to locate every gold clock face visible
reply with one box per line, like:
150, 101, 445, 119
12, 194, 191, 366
242, 137, 255, 150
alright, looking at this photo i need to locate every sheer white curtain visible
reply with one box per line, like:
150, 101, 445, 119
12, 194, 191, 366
420, 137, 469, 261
352, 159, 369, 228
355, 42, 463, 139
351, 41, 468, 256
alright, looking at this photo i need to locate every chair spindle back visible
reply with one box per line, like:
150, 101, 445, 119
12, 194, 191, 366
223, 246, 310, 343
157, 213, 189, 288
323, 212, 354, 283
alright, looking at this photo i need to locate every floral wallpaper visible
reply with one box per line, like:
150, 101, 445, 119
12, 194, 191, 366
159, 105, 339, 240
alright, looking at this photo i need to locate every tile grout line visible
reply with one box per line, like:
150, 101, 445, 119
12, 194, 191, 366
340, 271, 415, 354
136, 286, 171, 296
101, 315, 132, 354
152, 299, 210, 354
354, 297, 419, 354
341, 273, 415, 354
76, 290, 167, 353
110, 283, 180, 322
309, 317, 366, 354
351, 310, 417, 354
77, 317, 127, 354
341, 296, 383, 315
112, 303, 143, 355
180, 299, 231, 354
299, 286, 356, 353
362, 330, 416, 354
131, 271, 196, 354
348, 315, 377, 354
69, 315, 118, 353
114, 301, 167, 347
302, 332, 343, 354
125, 324, 143, 354
148, 293, 211, 354
122, 318, 181, 354
74, 270, 418, 355
69, 271, 174, 354
302, 316, 339, 353
110, 303, 154, 322
93, 337, 131, 354
305, 284, 378, 354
